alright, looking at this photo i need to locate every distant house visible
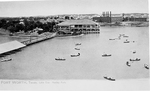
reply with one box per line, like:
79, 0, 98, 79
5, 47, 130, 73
56, 19, 100, 34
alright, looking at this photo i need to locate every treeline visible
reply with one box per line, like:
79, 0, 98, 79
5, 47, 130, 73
0, 17, 58, 34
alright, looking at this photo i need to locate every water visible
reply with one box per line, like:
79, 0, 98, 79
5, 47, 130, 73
0, 27, 149, 80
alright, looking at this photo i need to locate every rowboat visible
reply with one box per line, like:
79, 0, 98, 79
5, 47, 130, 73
102, 54, 111, 57
104, 76, 115, 81
144, 64, 149, 69
71, 53, 80, 57
1, 58, 12, 62
129, 58, 140, 61
55, 58, 66, 61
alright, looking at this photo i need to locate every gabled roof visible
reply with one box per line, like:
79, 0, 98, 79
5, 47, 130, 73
57, 19, 98, 26
0, 40, 26, 55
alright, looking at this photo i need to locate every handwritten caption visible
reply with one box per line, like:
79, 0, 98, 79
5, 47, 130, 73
0, 80, 66, 85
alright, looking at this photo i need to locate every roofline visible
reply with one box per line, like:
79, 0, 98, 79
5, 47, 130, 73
57, 24, 98, 26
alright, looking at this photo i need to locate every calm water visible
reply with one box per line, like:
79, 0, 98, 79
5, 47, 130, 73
0, 27, 149, 80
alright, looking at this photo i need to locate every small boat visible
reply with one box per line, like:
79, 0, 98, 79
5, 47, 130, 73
109, 38, 116, 40
124, 41, 130, 43
75, 43, 81, 46
55, 58, 66, 61
123, 35, 129, 37
144, 64, 149, 69
126, 61, 131, 67
102, 54, 111, 57
75, 48, 80, 50
133, 51, 136, 54
1, 58, 12, 62
124, 39, 130, 43
71, 53, 80, 57
130, 58, 140, 61
104, 76, 115, 81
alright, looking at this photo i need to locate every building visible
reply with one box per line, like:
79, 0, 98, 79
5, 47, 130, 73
111, 17, 123, 22
93, 16, 123, 23
129, 17, 147, 22
93, 17, 111, 23
56, 19, 100, 34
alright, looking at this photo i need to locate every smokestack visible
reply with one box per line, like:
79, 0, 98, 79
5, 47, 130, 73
110, 11, 111, 23
107, 11, 109, 17
104, 12, 105, 17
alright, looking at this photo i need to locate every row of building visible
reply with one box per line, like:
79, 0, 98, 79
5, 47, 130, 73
55, 12, 149, 35
92, 12, 149, 23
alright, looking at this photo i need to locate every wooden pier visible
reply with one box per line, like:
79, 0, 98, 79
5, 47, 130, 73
20, 33, 56, 46
0, 33, 56, 57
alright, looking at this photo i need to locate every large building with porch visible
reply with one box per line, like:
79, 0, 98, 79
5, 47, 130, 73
56, 19, 100, 34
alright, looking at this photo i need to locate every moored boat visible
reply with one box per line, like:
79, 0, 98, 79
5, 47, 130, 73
1, 58, 12, 62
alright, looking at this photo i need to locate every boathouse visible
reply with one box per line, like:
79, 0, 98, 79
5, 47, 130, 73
56, 19, 100, 34
0, 40, 26, 55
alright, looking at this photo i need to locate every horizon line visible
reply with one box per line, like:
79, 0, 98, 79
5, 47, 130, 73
0, 12, 149, 18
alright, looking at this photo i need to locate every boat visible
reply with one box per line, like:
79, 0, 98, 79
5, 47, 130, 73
75, 43, 81, 46
55, 58, 66, 61
109, 38, 116, 40
102, 54, 111, 57
133, 51, 136, 54
71, 53, 80, 57
126, 61, 131, 67
1, 58, 12, 62
129, 58, 140, 61
124, 41, 130, 43
56, 31, 84, 37
75, 48, 80, 50
104, 76, 115, 81
123, 35, 129, 37
144, 64, 149, 69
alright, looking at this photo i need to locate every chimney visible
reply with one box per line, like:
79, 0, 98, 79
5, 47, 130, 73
110, 11, 112, 23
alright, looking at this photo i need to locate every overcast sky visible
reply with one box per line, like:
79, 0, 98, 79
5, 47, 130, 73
0, 0, 149, 17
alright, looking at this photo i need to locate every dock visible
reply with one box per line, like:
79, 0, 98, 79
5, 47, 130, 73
20, 33, 56, 46
0, 33, 56, 56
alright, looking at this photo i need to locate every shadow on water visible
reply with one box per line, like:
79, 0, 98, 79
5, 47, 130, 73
0, 48, 23, 58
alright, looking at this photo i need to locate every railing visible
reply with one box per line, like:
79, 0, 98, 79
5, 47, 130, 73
21, 33, 56, 46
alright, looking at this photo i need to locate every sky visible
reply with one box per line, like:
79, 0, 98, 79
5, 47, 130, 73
0, 0, 149, 17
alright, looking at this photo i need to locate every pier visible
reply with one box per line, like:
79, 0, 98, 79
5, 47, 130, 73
0, 32, 56, 56
20, 33, 56, 46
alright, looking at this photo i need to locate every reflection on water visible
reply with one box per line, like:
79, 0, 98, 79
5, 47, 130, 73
0, 27, 149, 80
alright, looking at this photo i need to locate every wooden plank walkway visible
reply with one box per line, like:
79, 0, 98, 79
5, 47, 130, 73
20, 33, 56, 46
